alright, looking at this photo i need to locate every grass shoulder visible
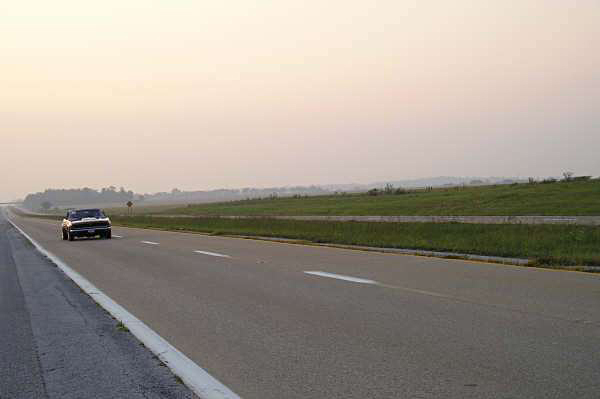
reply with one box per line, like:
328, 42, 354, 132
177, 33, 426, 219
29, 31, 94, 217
159, 179, 600, 217
110, 215, 600, 269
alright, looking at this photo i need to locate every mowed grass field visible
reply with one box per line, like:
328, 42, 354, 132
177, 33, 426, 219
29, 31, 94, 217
158, 179, 600, 216
104, 203, 181, 215
109, 215, 600, 268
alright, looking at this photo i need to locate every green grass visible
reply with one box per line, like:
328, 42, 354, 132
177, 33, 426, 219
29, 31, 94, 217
110, 215, 600, 267
104, 204, 181, 216
116, 321, 129, 332
157, 179, 600, 217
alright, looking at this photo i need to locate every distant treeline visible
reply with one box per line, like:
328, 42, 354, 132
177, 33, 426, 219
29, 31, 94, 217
22, 185, 334, 210
142, 186, 333, 205
23, 187, 135, 210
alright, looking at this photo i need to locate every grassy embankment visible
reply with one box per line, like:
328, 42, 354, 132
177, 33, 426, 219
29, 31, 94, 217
155, 179, 600, 216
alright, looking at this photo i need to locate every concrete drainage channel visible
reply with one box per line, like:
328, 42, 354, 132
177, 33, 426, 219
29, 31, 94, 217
149, 214, 600, 226
7, 217, 242, 399
319, 243, 531, 266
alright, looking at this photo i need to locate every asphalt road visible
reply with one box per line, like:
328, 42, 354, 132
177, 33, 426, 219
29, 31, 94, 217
0, 212, 197, 399
6, 211, 600, 399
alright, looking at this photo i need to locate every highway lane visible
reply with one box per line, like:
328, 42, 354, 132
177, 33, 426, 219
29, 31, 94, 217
8, 212, 600, 399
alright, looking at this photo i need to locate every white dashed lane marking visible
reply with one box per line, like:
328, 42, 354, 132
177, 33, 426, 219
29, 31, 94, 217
304, 271, 454, 299
194, 250, 231, 258
112, 235, 123, 238
304, 271, 378, 284
141, 241, 159, 245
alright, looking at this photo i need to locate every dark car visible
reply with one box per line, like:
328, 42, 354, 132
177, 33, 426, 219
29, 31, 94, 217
62, 209, 112, 241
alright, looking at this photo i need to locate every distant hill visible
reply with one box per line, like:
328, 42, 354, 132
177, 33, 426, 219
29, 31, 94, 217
141, 185, 332, 205
324, 176, 526, 191
141, 176, 527, 205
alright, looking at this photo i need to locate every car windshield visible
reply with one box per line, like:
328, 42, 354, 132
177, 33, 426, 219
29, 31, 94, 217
69, 209, 105, 220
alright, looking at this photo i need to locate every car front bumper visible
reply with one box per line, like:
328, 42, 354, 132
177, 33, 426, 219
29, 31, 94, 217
69, 226, 111, 237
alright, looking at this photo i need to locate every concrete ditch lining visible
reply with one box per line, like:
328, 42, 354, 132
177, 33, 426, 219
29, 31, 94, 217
144, 214, 600, 226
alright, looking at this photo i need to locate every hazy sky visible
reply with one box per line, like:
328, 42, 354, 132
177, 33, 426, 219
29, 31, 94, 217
2, 1, 599, 201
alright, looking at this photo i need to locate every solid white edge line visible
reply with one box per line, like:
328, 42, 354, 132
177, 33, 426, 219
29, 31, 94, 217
141, 241, 159, 245
304, 271, 378, 285
194, 250, 231, 258
6, 215, 241, 399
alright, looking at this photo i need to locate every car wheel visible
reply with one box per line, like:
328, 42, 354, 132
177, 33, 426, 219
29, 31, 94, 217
62, 229, 68, 240
68, 230, 75, 241
105, 231, 112, 239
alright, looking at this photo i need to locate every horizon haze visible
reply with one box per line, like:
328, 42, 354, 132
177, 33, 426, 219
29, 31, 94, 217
2, 1, 600, 202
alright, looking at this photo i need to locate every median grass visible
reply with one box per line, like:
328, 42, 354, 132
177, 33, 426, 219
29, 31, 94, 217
110, 215, 600, 268
156, 179, 600, 217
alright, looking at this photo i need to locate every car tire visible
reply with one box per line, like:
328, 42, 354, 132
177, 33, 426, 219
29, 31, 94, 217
62, 229, 68, 240
105, 231, 112, 239
68, 230, 75, 241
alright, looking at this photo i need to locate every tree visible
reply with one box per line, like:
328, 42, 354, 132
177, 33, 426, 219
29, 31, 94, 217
41, 201, 53, 211
126, 201, 133, 215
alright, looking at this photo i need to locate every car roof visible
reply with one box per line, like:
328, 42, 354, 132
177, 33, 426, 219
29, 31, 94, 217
68, 209, 103, 215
